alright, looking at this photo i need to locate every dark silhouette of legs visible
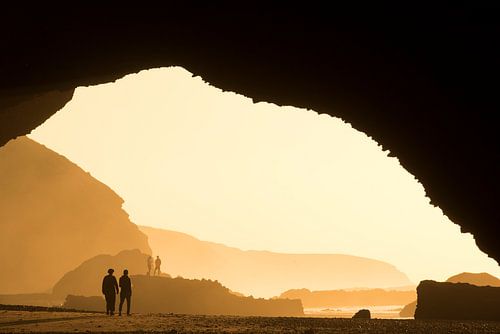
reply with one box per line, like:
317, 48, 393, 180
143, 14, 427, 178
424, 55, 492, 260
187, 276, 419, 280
119, 294, 131, 315
104, 293, 116, 315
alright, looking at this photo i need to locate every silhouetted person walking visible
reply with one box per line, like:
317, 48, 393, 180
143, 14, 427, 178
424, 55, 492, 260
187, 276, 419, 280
154, 256, 161, 275
119, 269, 132, 316
102, 268, 119, 315
147, 256, 153, 276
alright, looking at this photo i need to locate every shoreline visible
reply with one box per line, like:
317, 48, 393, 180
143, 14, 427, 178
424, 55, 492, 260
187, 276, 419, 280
1, 307, 499, 334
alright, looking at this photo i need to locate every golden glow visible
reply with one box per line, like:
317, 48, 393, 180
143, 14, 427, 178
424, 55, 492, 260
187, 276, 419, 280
29, 67, 500, 285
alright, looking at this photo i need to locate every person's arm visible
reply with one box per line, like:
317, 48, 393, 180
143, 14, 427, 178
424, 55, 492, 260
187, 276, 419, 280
101, 277, 105, 294
114, 277, 119, 294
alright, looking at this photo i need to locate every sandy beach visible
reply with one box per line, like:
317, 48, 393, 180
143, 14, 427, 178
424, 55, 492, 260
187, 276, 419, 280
1, 308, 499, 333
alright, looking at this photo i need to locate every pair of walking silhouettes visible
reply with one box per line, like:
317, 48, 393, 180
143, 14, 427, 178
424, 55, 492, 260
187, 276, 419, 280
147, 255, 162, 276
102, 268, 131, 316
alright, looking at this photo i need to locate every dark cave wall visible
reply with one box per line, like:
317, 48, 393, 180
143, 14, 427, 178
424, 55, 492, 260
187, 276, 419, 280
1, 5, 499, 262
0, 89, 74, 146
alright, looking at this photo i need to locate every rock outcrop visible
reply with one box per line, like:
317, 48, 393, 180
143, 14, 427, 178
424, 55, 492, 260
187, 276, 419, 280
140, 226, 412, 297
401, 272, 500, 318
63, 275, 304, 316
52, 249, 151, 298
0, 137, 151, 294
414, 280, 500, 320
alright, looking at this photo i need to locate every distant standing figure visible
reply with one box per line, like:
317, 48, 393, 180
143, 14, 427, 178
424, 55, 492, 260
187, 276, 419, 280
147, 256, 153, 276
119, 269, 132, 316
154, 256, 162, 275
102, 268, 119, 315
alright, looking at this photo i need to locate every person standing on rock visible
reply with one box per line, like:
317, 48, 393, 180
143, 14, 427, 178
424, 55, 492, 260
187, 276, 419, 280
119, 269, 132, 316
102, 268, 119, 315
147, 256, 153, 276
154, 256, 162, 275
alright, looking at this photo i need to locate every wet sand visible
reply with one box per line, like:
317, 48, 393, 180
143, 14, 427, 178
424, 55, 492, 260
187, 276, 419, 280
1, 310, 500, 333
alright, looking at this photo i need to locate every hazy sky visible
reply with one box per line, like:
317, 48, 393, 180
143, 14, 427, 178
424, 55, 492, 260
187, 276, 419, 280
29, 67, 500, 284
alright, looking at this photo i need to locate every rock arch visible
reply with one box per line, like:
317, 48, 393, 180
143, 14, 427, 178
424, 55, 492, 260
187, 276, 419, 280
1, 5, 498, 262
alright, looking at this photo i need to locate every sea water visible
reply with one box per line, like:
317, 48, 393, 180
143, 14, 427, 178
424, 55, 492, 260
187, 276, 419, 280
304, 305, 413, 319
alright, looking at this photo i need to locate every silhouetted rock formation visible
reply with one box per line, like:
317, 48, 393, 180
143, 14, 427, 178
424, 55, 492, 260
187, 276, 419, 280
446, 272, 500, 287
399, 300, 417, 318
1, 5, 498, 265
399, 273, 500, 318
0, 137, 151, 294
352, 309, 371, 319
63, 275, 303, 316
140, 226, 412, 297
279, 288, 416, 308
53, 249, 152, 298
63, 295, 104, 312
414, 280, 500, 320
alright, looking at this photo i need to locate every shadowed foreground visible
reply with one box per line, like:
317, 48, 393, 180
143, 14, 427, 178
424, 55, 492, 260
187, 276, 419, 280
1, 309, 499, 333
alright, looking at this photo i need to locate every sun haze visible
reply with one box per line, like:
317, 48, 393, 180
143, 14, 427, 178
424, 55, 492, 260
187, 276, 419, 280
29, 67, 500, 285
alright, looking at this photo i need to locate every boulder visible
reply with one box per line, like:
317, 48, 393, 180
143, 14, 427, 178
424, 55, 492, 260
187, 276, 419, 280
352, 309, 371, 319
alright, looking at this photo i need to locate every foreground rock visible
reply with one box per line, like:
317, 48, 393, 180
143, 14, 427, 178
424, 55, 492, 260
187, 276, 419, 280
63, 275, 303, 316
415, 280, 500, 320
352, 309, 371, 319
53, 249, 153, 298
0, 137, 151, 294
400, 272, 500, 318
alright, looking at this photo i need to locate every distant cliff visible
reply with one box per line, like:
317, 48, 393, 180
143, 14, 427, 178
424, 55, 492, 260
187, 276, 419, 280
140, 226, 412, 297
0, 137, 151, 294
279, 288, 416, 308
414, 280, 500, 320
64, 275, 304, 316
446, 272, 500, 287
